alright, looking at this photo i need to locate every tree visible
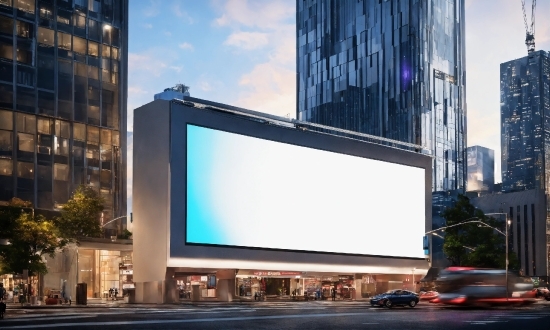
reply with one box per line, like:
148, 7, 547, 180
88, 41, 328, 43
0, 212, 64, 276
56, 185, 105, 241
441, 195, 519, 269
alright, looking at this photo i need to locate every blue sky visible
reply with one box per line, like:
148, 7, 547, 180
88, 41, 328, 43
126, 0, 550, 216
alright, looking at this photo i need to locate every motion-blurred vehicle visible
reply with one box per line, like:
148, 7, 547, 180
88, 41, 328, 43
535, 287, 550, 300
370, 289, 419, 308
435, 267, 535, 306
419, 291, 439, 301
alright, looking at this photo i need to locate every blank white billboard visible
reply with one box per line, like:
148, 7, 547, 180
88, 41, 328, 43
186, 124, 426, 258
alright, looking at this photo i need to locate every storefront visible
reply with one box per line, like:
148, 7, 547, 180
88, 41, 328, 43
175, 274, 217, 300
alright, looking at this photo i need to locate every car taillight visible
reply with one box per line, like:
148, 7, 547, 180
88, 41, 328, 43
448, 296, 467, 304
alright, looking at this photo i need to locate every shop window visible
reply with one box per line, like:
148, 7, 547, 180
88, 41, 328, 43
37, 27, 54, 47
15, 20, 32, 38
88, 40, 98, 57
57, 32, 72, 51
17, 161, 33, 178
0, 109, 13, 130
16, 86, 35, 112
15, 0, 34, 14
0, 158, 12, 176
0, 82, 13, 108
0, 130, 12, 158
55, 120, 70, 139
37, 91, 54, 116
73, 122, 86, 141
73, 36, 86, 55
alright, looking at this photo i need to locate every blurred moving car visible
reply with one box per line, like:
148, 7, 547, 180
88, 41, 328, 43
370, 289, 419, 308
419, 291, 439, 301
435, 267, 535, 306
535, 287, 549, 300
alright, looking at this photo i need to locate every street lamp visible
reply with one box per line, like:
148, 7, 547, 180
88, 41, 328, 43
425, 214, 511, 300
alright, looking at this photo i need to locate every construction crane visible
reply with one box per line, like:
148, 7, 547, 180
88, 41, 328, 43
521, 0, 536, 53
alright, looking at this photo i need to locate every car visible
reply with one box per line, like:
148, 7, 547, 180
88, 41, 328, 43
419, 291, 439, 301
370, 289, 419, 308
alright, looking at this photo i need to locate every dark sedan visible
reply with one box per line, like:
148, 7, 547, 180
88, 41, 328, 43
370, 289, 419, 308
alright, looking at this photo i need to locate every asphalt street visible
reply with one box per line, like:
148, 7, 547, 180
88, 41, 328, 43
1, 300, 550, 329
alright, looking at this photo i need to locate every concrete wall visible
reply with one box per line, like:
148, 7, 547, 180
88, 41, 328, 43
133, 100, 171, 302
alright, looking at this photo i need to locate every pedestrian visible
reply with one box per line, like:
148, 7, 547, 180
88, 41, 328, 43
114, 288, 118, 301
331, 287, 336, 301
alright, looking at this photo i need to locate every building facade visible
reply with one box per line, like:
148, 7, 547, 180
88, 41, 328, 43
471, 189, 548, 279
133, 98, 432, 303
296, 0, 467, 193
466, 145, 494, 193
501, 50, 550, 193
0, 1, 129, 301
0, 0, 127, 230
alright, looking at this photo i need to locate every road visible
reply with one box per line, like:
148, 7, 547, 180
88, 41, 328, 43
1, 300, 550, 329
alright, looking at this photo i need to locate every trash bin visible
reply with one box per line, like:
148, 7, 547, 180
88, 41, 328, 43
75, 283, 87, 305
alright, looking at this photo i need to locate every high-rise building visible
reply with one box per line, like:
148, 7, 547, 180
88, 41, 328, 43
501, 50, 550, 193
0, 0, 128, 232
466, 145, 495, 193
296, 0, 467, 193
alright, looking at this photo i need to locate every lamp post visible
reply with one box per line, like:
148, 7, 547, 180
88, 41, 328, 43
425, 214, 511, 300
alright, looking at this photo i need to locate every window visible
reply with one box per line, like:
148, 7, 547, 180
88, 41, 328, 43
88, 40, 98, 57
102, 24, 112, 44
73, 35, 86, 54
55, 120, 70, 139
75, 61, 87, 77
0, 16, 13, 35
56, 9, 72, 26
37, 133, 52, 155
73, 122, 86, 141
74, 13, 86, 37
0, 130, 12, 157
39, 2, 54, 20
54, 163, 68, 181
38, 91, 54, 116
112, 131, 119, 146
17, 132, 34, 152
0, 109, 13, 130
16, 86, 35, 112
87, 64, 99, 80
16, 65, 34, 86
16, 20, 33, 38
15, 0, 35, 14
37, 117, 52, 134
37, 54, 54, 90
54, 136, 69, 156
0, 158, 12, 176
100, 128, 111, 145
87, 125, 99, 144
16, 39, 33, 64
16, 113, 35, 133
88, 19, 100, 41
89, 0, 100, 13
37, 27, 54, 46
111, 47, 118, 60
0, 38, 13, 60
57, 32, 72, 51
101, 44, 110, 58
17, 161, 33, 178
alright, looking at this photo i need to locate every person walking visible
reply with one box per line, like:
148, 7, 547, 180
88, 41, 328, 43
331, 287, 336, 301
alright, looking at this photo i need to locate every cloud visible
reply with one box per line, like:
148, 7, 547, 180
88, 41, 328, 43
224, 31, 269, 50
164, 31, 172, 36
143, 23, 153, 29
212, 0, 294, 29
128, 86, 148, 96
142, 0, 160, 17
173, 3, 194, 24
170, 66, 183, 73
179, 42, 195, 51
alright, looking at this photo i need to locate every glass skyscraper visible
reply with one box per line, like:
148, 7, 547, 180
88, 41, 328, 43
466, 145, 494, 193
0, 0, 127, 233
501, 50, 550, 193
296, 0, 467, 193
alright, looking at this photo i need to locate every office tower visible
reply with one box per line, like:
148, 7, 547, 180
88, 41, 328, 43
466, 145, 495, 193
501, 50, 550, 193
0, 0, 128, 232
296, 0, 467, 193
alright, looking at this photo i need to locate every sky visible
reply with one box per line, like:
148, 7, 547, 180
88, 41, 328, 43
126, 0, 550, 215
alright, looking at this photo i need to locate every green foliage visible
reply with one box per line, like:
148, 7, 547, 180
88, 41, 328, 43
0, 212, 64, 276
56, 185, 105, 241
118, 229, 132, 240
441, 195, 519, 269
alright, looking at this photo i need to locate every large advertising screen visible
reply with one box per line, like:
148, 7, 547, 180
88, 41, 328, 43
186, 124, 426, 258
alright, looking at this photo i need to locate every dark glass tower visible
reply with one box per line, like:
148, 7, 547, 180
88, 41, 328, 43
0, 0, 127, 232
501, 50, 550, 193
466, 145, 494, 193
296, 0, 467, 193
